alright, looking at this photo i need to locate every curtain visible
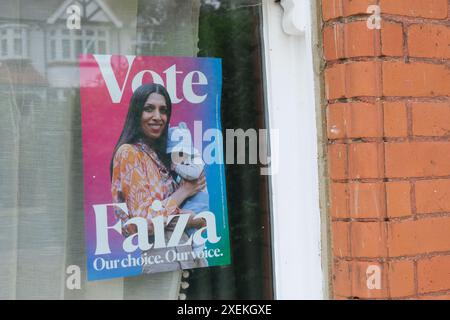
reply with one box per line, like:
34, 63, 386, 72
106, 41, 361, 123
0, 0, 200, 300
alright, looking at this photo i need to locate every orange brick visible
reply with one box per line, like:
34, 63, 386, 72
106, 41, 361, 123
328, 143, 347, 180
351, 261, 388, 299
332, 221, 350, 257
330, 183, 349, 219
385, 142, 450, 178
322, 0, 375, 21
412, 102, 450, 137
324, 21, 383, 59
381, 21, 404, 56
347, 103, 382, 138
408, 24, 450, 59
344, 21, 378, 58
323, 24, 344, 61
342, 0, 377, 17
346, 61, 381, 97
325, 62, 381, 100
388, 217, 450, 256
327, 102, 382, 139
348, 182, 386, 219
327, 103, 347, 139
383, 101, 408, 137
380, 0, 448, 19
333, 259, 352, 297
388, 260, 415, 298
418, 294, 450, 300
348, 143, 384, 179
383, 61, 450, 97
325, 64, 346, 100
322, 0, 344, 21
334, 295, 351, 300
351, 222, 388, 257
416, 179, 450, 214
386, 181, 412, 218
418, 255, 450, 293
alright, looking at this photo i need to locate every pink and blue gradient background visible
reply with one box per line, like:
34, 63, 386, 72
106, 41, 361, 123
79, 55, 230, 281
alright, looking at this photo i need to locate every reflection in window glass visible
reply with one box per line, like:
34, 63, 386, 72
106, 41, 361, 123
14, 38, 22, 55
62, 39, 70, 58
1, 39, 6, 56
75, 39, 82, 57
50, 39, 56, 60
0, 0, 272, 300
98, 40, 106, 54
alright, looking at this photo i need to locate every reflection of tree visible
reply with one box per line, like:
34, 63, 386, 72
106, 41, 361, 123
187, 1, 271, 300
137, 0, 170, 26
135, 0, 201, 56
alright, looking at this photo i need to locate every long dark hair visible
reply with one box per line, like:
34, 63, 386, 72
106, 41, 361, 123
110, 83, 172, 179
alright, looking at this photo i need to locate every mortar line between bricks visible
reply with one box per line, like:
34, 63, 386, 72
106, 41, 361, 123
413, 259, 418, 296
406, 100, 413, 139
417, 289, 450, 298
327, 96, 450, 104
402, 18, 408, 60
328, 136, 450, 143
334, 250, 450, 262
324, 15, 450, 27
329, 289, 450, 300
411, 181, 418, 221
360, 288, 450, 299
377, 28, 392, 296
325, 56, 450, 67
332, 211, 450, 222
331, 176, 450, 184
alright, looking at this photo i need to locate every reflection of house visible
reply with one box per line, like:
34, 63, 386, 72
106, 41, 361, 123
0, 0, 151, 92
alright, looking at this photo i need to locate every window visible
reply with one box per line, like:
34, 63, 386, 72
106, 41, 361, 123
0, 0, 275, 300
47, 27, 110, 62
0, 24, 28, 60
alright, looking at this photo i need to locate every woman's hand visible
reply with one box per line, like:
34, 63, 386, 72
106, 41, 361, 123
179, 172, 206, 198
165, 210, 206, 231
186, 210, 206, 229
166, 172, 206, 212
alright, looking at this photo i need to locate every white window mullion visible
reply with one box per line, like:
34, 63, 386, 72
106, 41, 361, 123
262, 0, 326, 300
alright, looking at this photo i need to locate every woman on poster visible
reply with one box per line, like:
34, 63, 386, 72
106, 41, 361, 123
110, 83, 206, 273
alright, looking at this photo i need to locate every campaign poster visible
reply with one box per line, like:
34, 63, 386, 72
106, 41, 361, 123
79, 55, 230, 281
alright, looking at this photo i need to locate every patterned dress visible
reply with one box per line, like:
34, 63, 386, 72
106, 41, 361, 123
111, 140, 201, 272
112, 141, 180, 235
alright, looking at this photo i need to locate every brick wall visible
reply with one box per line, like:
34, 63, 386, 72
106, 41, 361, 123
321, 0, 450, 299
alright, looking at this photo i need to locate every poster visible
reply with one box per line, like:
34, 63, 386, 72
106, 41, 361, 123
80, 55, 230, 281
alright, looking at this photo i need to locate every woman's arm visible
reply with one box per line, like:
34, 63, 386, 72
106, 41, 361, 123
174, 161, 204, 181
169, 173, 206, 206
112, 145, 205, 227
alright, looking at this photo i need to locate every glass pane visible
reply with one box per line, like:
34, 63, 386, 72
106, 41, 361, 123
74, 39, 82, 57
1, 39, 7, 56
84, 38, 96, 54
97, 40, 106, 54
14, 38, 22, 55
189, 0, 272, 299
0, 0, 272, 300
50, 39, 56, 60
62, 39, 70, 58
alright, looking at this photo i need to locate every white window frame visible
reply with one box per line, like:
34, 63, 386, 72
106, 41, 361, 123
0, 24, 29, 60
262, 0, 327, 299
134, 29, 167, 55
47, 26, 110, 62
